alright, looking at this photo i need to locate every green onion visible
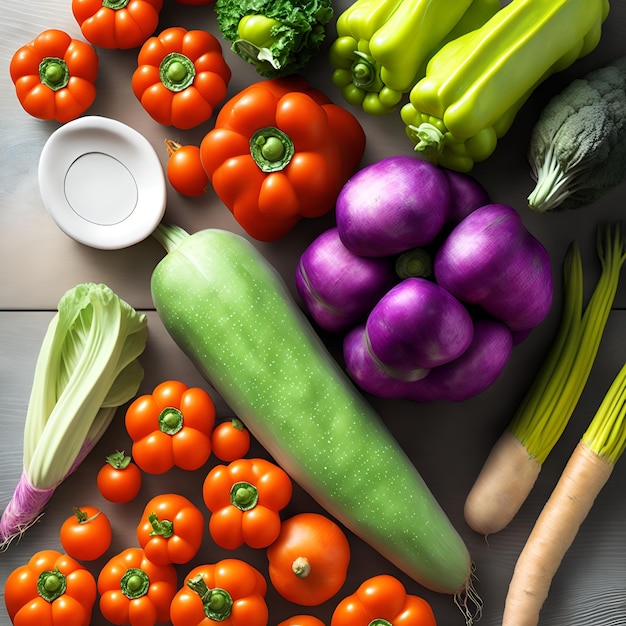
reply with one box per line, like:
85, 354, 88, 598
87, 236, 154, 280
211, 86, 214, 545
512, 222, 625, 462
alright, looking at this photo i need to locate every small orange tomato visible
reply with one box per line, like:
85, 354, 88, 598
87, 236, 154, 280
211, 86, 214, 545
98, 547, 178, 626
165, 139, 209, 197
278, 617, 326, 626
136, 493, 205, 565
97, 450, 143, 503
331, 575, 437, 626
211, 417, 251, 461
268, 513, 350, 606
125, 380, 216, 474
203, 457, 292, 549
72, 0, 163, 49
5, 550, 97, 626
9, 29, 98, 123
170, 559, 268, 626
60, 506, 113, 561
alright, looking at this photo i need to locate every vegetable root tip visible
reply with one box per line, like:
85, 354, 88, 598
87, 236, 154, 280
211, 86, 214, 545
464, 430, 541, 535
454, 564, 483, 626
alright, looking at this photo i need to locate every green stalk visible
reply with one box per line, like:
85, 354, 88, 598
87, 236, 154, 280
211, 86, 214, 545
511, 222, 625, 463
582, 363, 626, 463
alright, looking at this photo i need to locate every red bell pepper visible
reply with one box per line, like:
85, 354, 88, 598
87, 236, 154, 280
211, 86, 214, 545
132, 26, 231, 129
9, 29, 98, 123
200, 76, 366, 242
72, 0, 163, 49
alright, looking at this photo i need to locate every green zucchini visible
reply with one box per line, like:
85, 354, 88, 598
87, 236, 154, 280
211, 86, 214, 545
150, 223, 477, 609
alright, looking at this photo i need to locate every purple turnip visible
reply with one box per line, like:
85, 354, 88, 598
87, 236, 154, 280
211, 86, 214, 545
434, 204, 553, 332
295, 228, 396, 332
335, 156, 451, 257
363, 277, 474, 371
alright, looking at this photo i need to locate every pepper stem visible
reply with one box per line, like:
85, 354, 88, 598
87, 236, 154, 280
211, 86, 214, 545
158, 407, 184, 435
120, 568, 150, 599
148, 512, 174, 538
369, 620, 392, 626
102, 0, 130, 8
39, 57, 69, 91
351, 51, 383, 91
37, 569, 67, 602
408, 122, 445, 161
292, 556, 311, 578
186, 574, 234, 621
249, 127, 294, 172
230, 481, 259, 511
159, 52, 196, 92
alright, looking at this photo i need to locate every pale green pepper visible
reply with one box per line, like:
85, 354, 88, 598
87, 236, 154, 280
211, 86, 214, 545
329, 0, 501, 115
401, 0, 610, 171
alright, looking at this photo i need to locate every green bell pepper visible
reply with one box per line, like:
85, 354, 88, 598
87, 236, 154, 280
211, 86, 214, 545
329, 0, 501, 115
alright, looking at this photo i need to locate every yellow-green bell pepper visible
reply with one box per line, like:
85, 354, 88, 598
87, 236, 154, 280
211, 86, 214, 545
329, 0, 501, 115
401, 0, 610, 171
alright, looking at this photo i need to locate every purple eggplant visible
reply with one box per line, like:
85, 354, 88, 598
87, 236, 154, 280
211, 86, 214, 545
365, 277, 474, 371
434, 204, 553, 332
335, 156, 452, 257
295, 228, 396, 332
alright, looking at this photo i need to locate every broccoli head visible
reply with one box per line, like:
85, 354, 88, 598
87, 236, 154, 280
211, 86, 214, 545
527, 56, 626, 212
215, 0, 333, 78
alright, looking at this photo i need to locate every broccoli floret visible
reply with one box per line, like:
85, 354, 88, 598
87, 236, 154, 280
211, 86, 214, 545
215, 0, 333, 78
527, 56, 626, 212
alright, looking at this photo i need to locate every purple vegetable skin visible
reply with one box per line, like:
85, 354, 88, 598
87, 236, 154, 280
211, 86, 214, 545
442, 168, 491, 224
366, 278, 474, 371
434, 204, 553, 332
344, 318, 513, 403
295, 228, 396, 332
335, 156, 451, 257
403, 319, 514, 403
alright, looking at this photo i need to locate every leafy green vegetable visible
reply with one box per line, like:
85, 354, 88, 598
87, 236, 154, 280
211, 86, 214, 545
0, 283, 148, 547
215, 0, 333, 77
528, 56, 626, 212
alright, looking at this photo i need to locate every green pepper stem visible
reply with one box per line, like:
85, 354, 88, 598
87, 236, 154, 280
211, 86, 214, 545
37, 569, 67, 602
159, 52, 196, 92
230, 481, 259, 511
186, 574, 234, 621
408, 122, 445, 160
148, 512, 174, 538
39, 57, 69, 91
158, 406, 184, 435
369, 620, 392, 626
351, 51, 383, 91
120, 568, 150, 599
152, 222, 190, 254
249, 127, 294, 172
103, 0, 130, 8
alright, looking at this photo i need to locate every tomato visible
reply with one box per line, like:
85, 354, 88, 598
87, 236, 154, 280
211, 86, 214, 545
211, 417, 251, 461
125, 380, 216, 474
278, 617, 326, 626
136, 493, 205, 565
60, 506, 112, 562
203, 457, 292, 549
98, 547, 178, 626
170, 559, 268, 626
5, 550, 97, 626
9, 29, 98, 123
331, 575, 437, 626
97, 450, 143, 503
268, 513, 350, 606
165, 140, 209, 197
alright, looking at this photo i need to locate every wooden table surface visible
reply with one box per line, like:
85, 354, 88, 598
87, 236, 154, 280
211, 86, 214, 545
1, 2, 625, 625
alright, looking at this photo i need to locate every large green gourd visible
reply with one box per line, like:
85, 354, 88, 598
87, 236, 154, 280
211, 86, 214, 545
150, 223, 474, 603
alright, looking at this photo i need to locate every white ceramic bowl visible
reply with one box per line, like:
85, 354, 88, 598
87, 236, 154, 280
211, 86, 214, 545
38, 115, 167, 250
